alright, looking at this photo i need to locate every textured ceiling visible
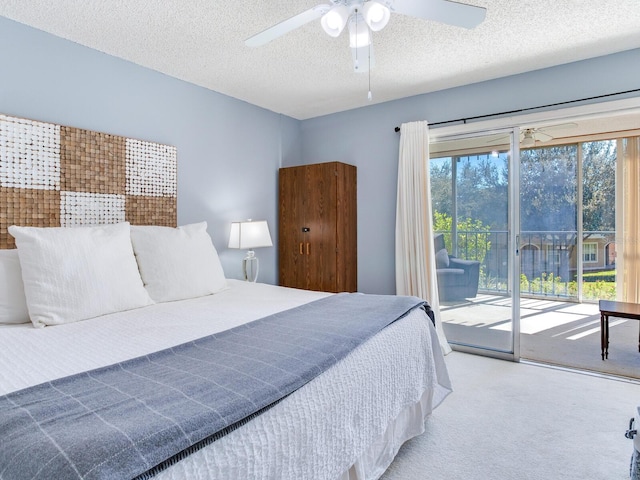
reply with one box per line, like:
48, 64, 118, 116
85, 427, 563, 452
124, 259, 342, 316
1, 1, 640, 120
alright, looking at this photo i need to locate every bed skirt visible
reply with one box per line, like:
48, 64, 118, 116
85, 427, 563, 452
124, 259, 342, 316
339, 388, 435, 480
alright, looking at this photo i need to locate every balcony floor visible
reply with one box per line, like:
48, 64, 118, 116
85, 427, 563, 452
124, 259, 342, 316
440, 294, 640, 379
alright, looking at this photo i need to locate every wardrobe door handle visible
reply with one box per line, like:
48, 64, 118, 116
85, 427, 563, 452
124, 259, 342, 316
299, 242, 303, 255
306, 243, 310, 255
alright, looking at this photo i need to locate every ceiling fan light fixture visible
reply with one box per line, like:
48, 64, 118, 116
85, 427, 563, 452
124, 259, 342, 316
321, 5, 349, 37
362, 1, 390, 31
521, 131, 535, 148
348, 13, 371, 48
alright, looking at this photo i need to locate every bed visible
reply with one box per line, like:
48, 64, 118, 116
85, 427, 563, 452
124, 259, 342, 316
0, 222, 451, 480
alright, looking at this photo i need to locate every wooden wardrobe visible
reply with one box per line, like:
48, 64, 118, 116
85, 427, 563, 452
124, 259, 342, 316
278, 162, 357, 293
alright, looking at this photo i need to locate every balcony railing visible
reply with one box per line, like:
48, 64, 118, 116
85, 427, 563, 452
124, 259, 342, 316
435, 229, 616, 300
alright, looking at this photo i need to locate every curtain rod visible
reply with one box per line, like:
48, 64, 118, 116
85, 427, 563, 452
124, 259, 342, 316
393, 88, 640, 133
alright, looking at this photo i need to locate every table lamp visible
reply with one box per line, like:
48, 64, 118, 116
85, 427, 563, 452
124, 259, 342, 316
228, 219, 273, 282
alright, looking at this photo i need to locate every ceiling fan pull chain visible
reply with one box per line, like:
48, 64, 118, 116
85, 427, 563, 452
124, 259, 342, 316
354, 8, 359, 71
368, 41, 372, 101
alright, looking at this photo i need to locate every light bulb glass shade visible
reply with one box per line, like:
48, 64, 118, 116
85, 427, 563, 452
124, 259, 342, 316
362, 1, 390, 31
321, 5, 349, 37
228, 220, 273, 249
348, 14, 371, 47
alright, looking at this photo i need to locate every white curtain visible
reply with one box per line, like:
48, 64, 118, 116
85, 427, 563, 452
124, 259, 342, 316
620, 136, 640, 302
395, 121, 451, 354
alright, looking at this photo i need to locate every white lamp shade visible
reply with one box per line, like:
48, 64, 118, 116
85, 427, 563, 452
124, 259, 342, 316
348, 14, 371, 48
363, 1, 390, 31
228, 220, 273, 249
321, 5, 349, 37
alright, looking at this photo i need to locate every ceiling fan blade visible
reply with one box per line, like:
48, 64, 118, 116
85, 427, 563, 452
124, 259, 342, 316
534, 131, 554, 142
536, 122, 579, 133
390, 0, 486, 29
245, 4, 331, 47
485, 134, 510, 146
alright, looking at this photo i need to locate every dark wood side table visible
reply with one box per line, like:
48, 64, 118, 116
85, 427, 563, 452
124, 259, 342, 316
599, 300, 640, 360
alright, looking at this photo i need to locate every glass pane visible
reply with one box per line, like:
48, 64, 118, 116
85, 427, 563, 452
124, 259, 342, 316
582, 140, 616, 301
455, 153, 509, 292
431, 136, 514, 354
430, 156, 453, 220
519, 145, 578, 299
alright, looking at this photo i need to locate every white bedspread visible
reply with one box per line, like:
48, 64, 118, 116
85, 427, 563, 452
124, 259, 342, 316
0, 281, 451, 480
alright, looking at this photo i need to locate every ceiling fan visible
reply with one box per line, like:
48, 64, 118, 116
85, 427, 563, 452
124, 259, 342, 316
245, 0, 486, 73
488, 123, 579, 148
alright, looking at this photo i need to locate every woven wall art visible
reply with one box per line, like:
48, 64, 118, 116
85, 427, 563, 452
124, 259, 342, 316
0, 113, 177, 248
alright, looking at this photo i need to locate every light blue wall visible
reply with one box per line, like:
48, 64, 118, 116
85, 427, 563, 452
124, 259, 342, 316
0, 16, 301, 284
297, 49, 640, 294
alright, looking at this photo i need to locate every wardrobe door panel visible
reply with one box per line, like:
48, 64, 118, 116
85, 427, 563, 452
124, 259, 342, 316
278, 166, 306, 288
306, 163, 337, 292
336, 163, 358, 292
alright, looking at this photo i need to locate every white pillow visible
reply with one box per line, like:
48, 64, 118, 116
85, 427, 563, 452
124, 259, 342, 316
130, 222, 227, 302
8, 222, 154, 328
0, 249, 30, 324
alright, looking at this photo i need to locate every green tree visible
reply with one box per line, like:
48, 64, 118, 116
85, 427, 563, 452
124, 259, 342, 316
432, 142, 616, 234
456, 155, 508, 230
430, 154, 509, 231
433, 211, 491, 264
582, 140, 616, 231
520, 145, 578, 232
429, 158, 452, 217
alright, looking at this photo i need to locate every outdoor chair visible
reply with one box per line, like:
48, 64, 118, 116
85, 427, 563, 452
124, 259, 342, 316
434, 233, 481, 302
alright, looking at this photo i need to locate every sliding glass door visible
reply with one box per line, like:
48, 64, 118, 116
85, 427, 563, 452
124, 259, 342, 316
430, 129, 520, 359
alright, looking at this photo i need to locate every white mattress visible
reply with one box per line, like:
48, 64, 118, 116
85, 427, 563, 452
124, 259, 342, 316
0, 280, 452, 480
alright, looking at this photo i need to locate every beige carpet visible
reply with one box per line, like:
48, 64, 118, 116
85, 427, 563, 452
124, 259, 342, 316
380, 352, 639, 480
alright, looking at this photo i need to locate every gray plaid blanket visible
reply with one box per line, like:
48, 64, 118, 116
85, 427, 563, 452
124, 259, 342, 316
0, 293, 430, 480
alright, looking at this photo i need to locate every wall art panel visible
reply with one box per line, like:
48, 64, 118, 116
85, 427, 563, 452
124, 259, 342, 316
0, 113, 177, 248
